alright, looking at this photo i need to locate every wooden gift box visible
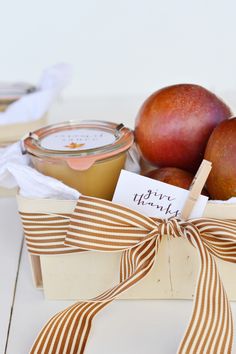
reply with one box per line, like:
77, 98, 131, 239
17, 194, 236, 301
0, 114, 48, 197
0, 114, 48, 147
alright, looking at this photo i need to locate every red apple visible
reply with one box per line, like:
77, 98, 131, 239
146, 167, 209, 196
135, 84, 232, 172
205, 118, 236, 200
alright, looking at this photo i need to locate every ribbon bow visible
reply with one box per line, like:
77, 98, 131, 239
20, 195, 236, 354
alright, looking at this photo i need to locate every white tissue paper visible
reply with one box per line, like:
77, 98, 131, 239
0, 142, 80, 200
210, 197, 236, 204
124, 143, 141, 174
0, 63, 72, 125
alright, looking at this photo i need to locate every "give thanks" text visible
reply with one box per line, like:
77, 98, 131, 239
133, 189, 180, 218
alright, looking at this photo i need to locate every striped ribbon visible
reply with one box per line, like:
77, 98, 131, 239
19, 195, 236, 354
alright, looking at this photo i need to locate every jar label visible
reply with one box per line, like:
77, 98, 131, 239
40, 129, 116, 151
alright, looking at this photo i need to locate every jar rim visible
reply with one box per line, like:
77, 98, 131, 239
0, 82, 36, 100
24, 120, 134, 164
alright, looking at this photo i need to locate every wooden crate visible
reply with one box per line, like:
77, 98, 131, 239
17, 195, 236, 300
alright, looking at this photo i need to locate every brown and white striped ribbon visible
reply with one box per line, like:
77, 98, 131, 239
19, 195, 236, 354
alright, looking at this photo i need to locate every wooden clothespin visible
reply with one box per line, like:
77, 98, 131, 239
181, 159, 212, 220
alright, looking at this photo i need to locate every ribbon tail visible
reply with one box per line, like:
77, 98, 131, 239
177, 227, 233, 354
30, 236, 160, 354
30, 301, 109, 354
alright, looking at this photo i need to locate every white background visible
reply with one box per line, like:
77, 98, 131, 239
1, 0, 236, 105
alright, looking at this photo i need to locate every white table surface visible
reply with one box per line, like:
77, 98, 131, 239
1, 97, 236, 354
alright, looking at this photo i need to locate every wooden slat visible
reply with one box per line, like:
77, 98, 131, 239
0, 198, 23, 354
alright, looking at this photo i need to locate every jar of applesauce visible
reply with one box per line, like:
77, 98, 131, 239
23, 120, 134, 200
0, 82, 36, 111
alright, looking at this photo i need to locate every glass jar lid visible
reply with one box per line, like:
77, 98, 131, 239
0, 82, 36, 101
24, 120, 134, 170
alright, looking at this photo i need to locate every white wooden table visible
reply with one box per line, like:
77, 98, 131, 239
1, 97, 236, 354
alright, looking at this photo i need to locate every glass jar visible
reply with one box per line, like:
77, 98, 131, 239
0, 82, 36, 111
24, 120, 134, 200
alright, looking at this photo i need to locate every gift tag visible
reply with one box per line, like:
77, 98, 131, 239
113, 170, 209, 219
